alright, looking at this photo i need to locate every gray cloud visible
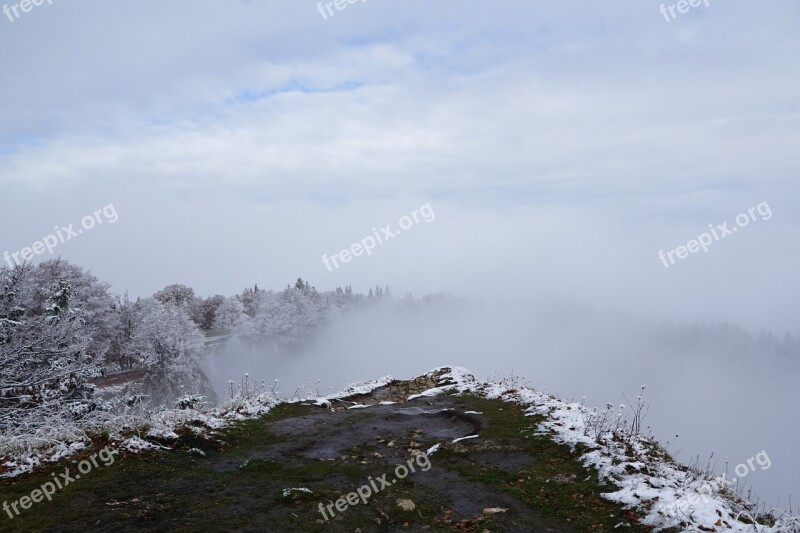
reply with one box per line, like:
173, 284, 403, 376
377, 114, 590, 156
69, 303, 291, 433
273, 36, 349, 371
2, 0, 798, 512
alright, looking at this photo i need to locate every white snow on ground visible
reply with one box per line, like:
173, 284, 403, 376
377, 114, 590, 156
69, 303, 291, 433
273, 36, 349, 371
3, 366, 798, 533
120, 437, 165, 453
0, 375, 392, 479
427, 367, 800, 533
327, 375, 394, 399
282, 487, 313, 497
0, 390, 279, 479
407, 385, 456, 401
452, 435, 480, 444
301, 375, 397, 408
0, 441, 87, 478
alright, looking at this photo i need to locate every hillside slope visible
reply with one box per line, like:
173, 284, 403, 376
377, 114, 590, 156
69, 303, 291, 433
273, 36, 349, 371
1, 368, 795, 532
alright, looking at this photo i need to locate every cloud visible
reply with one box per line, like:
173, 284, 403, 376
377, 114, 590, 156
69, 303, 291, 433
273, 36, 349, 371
2, 0, 799, 511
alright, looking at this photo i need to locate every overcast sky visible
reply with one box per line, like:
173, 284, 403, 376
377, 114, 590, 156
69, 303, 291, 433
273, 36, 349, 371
1, 0, 799, 333
2, 0, 799, 510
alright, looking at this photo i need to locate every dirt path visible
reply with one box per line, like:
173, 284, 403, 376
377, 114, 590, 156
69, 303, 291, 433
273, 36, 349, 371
1, 375, 661, 532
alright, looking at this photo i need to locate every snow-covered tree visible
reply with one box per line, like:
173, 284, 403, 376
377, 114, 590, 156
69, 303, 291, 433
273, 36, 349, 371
0, 260, 219, 429
195, 294, 225, 330
0, 264, 98, 431
105, 294, 139, 371
29, 259, 117, 363
153, 283, 196, 310
128, 298, 213, 407
214, 296, 255, 337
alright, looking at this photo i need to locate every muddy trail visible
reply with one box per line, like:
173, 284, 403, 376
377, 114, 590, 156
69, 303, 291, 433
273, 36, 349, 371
1, 372, 662, 532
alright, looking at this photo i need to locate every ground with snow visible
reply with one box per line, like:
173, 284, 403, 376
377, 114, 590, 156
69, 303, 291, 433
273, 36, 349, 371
1, 367, 797, 532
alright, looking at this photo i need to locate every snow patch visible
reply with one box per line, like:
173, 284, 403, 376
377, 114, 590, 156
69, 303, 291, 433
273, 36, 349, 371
424, 366, 798, 533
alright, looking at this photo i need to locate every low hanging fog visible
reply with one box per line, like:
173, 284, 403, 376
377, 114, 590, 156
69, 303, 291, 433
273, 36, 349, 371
2, 0, 798, 521
202, 296, 799, 509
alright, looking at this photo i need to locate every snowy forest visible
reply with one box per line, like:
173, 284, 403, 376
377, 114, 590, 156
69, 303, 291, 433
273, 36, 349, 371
3, 259, 799, 462
0, 259, 455, 459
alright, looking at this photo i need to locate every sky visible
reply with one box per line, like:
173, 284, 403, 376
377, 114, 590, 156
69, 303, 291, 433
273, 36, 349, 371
1, 0, 799, 511
1, 1, 799, 333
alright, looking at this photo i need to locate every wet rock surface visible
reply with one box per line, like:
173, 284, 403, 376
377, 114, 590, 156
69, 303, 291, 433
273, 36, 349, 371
1, 372, 657, 532
211, 378, 570, 531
